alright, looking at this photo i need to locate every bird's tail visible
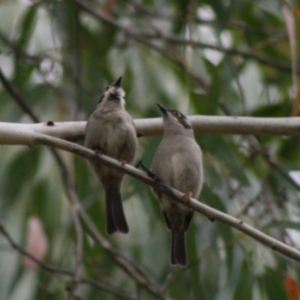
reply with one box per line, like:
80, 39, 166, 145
171, 231, 187, 267
105, 188, 129, 235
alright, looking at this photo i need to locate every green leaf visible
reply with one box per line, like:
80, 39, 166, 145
232, 260, 254, 300
13, 4, 39, 85
17, 4, 39, 49
265, 220, 300, 231
201, 184, 235, 269
188, 222, 205, 298
251, 103, 291, 117
198, 134, 249, 186
31, 178, 63, 238
260, 268, 288, 300
277, 136, 300, 164
0, 147, 42, 213
193, 60, 220, 115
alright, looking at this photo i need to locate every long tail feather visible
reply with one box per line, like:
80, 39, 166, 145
171, 231, 187, 267
105, 189, 129, 235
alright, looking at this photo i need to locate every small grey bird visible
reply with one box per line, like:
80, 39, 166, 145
151, 103, 203, 267
84, 77, 137, 235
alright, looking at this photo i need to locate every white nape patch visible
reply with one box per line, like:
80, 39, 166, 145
116, 87, 126, 106
118, 87, 126, 101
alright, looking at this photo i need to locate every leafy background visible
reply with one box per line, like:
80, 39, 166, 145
0, 0, 300, 299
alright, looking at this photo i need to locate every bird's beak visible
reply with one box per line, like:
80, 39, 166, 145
157, 103, 168, 115
114, 76, 122, 87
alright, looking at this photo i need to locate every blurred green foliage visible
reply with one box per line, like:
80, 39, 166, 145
0, 0, 299, 299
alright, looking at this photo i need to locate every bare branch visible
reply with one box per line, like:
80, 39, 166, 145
0, 68, 40, 122
138, 34, 292, 72
0, 222, 137, 300
0, 115, 300, 147
8, 130, 300, 264
73, 0, 293, 72
125, 0, 286, 37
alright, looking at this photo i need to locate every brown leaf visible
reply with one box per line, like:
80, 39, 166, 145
103, 0, 116, 16
284, 275, 300, 300
23, 216, 48, 269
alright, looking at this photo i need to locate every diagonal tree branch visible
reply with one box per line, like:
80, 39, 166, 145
5, 129, 300, 264
0, 68, 39, 122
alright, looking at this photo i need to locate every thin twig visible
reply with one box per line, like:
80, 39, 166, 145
73, 0, 293, 73
125, 0, 286, 37
0, 30, 41, 65
131, 35, 208, 90
136, 34, 292, 72
0, 222, 136, 300
0, 68, 39, 122
76, 208, 170, 299
245, 135, 300, 191
267, 158, 300, 191
0, 67, 84, 298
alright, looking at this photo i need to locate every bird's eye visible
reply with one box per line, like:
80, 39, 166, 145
173, 111, 181, 118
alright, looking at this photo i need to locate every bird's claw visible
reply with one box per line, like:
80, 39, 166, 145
94, 149, 102, 156
119, 160, 127, 166
182, 192, 192, 203
152, 174, 159, 181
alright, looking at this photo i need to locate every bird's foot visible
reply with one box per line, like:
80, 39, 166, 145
182, 192, 192, 203
153, 174, 159, 181
119, 160, 127, 166
94, 149, 102, 156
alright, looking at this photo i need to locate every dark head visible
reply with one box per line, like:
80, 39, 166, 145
98, 77, 125, 107
157, 103, 193, 136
